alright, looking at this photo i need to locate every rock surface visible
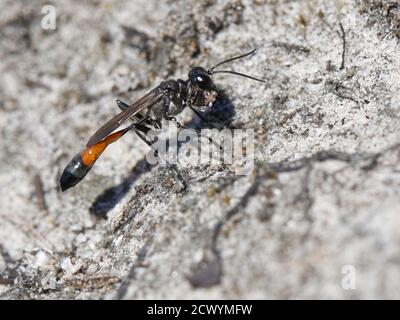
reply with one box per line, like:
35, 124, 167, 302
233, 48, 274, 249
1, 0, 400, 299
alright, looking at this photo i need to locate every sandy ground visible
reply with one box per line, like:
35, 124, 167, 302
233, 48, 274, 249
1, 0, 400, 299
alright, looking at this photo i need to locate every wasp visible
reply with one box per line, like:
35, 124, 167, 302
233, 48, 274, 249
60, 49, 265, 192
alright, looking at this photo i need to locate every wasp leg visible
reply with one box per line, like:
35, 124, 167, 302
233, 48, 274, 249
188, 106, 217, 129
166, 115, 222, 151
165, 115, 183, 128
116, 99, 130, 111
134, 122, 186, 190
149, 119, 162, 129
115, 102, 185, 188
133, 124, 152, 144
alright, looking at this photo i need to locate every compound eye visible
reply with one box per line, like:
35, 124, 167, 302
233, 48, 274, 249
190, 73, 202, 85
197, 75, 212, 89
196, 75, 205, 85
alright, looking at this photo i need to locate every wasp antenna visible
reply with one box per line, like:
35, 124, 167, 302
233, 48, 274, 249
211, 70, 266, 83
208, 49, 257, 74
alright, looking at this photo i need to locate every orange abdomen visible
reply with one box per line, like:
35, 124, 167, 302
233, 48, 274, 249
81, 130, 126, 166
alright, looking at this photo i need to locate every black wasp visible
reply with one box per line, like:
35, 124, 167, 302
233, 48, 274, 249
60, 49, 265, 192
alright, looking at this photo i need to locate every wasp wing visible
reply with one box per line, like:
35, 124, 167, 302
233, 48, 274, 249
86, 89, 165, 148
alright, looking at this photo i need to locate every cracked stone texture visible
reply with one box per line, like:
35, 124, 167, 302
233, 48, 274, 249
1, 0, 400, 299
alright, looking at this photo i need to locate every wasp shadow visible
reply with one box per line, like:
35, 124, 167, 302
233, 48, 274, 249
188, 92, 236, 130
89, 93, 235, 219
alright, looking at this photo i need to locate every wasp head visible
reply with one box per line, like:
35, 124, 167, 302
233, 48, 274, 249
188, 67, 216, 91
188, 67, 218, 110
